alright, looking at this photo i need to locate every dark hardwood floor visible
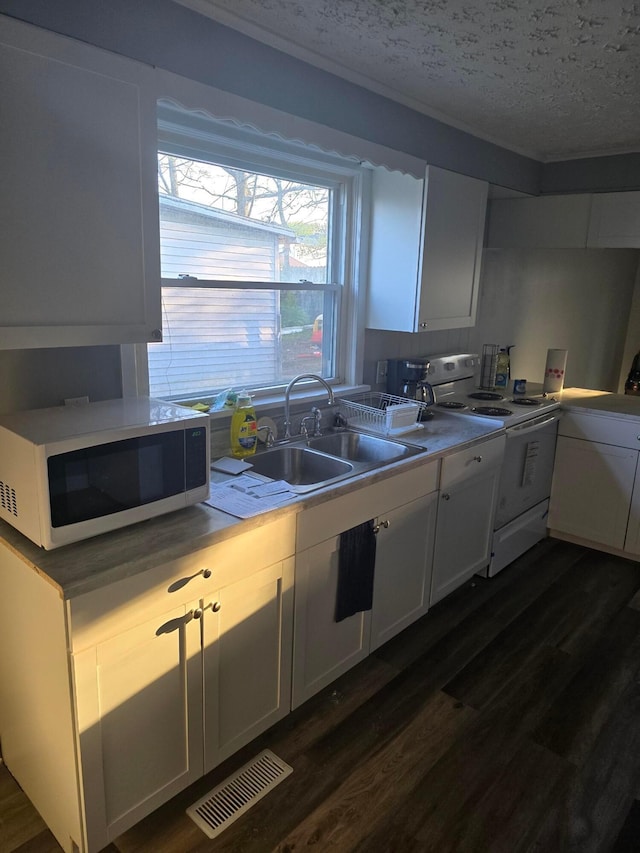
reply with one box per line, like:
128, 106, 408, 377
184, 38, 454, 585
4, 537, 640, 853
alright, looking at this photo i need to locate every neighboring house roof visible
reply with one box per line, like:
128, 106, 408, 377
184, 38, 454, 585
159, 194, 297, 239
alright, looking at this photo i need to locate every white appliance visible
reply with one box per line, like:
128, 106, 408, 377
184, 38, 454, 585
423, 353, 561, 576
0, 397, 210, 549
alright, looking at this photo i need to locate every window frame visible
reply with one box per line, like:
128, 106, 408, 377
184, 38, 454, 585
127, 105, 368, 404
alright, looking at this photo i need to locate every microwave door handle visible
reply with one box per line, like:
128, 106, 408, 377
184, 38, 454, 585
506, 413, 561, 438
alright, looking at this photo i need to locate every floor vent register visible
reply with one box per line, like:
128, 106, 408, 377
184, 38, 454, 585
186, 750, 293, 839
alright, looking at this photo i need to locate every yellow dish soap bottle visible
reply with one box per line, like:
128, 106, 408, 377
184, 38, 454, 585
230, 391, 258, 458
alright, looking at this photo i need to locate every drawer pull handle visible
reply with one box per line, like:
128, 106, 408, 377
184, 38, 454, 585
442, 493, 451, 501
193, 608, 203, 620
212, 601, 222, 613
373, 519, 390, 534
168, 567, 213, 592
473, 455, 483, 463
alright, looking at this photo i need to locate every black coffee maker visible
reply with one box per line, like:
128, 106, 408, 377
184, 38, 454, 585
386, 358, 436, 412
625, 351, 640, 395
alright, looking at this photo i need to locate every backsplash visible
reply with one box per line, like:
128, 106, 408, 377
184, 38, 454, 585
363, 327, 472, 390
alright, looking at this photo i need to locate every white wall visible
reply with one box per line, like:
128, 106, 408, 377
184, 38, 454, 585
363, 247, 640, 393
0, 347, 123, 415
470, 249, 640, 391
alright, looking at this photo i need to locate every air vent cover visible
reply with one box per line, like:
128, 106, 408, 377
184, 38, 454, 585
187, 750, 292, 839
0, 480, 18, 517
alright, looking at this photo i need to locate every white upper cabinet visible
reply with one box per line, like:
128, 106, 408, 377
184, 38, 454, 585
366, 165, 488, 332
587, 191, 640, 248
0, 17, 161, 349
487, 194, 593, 248
488, 190, 640, 249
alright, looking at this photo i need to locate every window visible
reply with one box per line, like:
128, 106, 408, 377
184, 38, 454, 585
146, 106, 364, 402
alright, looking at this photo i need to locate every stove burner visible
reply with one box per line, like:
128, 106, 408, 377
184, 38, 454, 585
471, 406, 514, 417
510, 397, 541, 407
437, 401, 468, 410
468, 391, 504, 401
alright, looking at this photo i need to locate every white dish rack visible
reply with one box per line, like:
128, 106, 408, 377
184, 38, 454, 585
337, 392, 427, 436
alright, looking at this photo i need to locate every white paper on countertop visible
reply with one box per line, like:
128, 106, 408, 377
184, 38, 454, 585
205, 474, 296, 518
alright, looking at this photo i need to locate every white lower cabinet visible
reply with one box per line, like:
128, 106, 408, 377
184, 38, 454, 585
430, 435, 506, 605
0, 514, 295, 853
72, 602, 204, 846
73, 555, 294, 850
202, 561, 294, 772
292, 462, 439, 709
549, 410, 640, 555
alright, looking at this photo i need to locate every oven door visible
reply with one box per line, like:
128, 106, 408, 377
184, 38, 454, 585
493, 412, 561, 530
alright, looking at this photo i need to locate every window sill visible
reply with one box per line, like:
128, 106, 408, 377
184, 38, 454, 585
202, 383, 369, 422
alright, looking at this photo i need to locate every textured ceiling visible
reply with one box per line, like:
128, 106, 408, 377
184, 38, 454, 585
176, 0, 640, 162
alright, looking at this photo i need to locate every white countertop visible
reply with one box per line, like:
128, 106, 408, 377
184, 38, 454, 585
558, 387, 640, 420
0, 411, 503, 599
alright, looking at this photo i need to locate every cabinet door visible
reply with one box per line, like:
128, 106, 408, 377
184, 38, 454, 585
0, 17, 161, 349
587, 191, 640, 248
417, 165, 488, 331
370, 491, 437, 651
624, 456, 640, 555
549, 436, 636, 550
202, 559, 294, 772
431, 462, 502, 605
72, 603, 202, 851
292, 536, 372, 709
486, 195, 592, 248
366, 165, 487, 333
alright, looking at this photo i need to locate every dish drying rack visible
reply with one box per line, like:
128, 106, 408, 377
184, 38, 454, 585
337, 392, 427, 436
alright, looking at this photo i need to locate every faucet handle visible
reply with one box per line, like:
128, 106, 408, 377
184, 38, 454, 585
256, 424, 276, 447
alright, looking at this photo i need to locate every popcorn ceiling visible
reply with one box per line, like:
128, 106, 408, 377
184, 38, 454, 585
177, 0, 640, 161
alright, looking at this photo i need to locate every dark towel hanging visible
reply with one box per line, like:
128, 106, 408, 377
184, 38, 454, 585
335, 519, 377, 622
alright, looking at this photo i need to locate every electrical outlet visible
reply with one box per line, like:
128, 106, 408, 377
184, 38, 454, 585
376, 360, 388, 384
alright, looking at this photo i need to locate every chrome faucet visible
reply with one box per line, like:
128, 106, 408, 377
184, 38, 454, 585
284, 374, 335, 440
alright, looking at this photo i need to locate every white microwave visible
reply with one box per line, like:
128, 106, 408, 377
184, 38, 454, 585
0, 397, 210, 550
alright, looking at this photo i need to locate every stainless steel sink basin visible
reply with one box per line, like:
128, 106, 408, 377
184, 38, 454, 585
245, 430, 428, 494
307, 430, 424, 464
248, 445, 353, 492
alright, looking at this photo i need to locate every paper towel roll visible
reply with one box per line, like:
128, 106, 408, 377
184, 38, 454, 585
543, 349, 568, 393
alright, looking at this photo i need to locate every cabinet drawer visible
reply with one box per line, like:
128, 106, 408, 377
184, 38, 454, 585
296, 459, 439, 551
559, 411, 640, 449
440, 435, 506, 491
69, 514, 296, 650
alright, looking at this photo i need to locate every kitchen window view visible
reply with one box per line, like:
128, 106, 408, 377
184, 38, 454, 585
148, 116, 360, 401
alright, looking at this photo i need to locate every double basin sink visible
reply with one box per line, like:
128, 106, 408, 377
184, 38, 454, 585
246, 430, 427, 494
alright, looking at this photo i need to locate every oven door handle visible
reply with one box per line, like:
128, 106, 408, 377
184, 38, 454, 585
506, 412, 561, 437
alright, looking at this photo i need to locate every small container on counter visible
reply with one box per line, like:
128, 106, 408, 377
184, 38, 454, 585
513, 379, 527, 395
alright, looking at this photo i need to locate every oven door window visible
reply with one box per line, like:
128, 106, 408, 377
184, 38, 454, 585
47, 432, 184, 527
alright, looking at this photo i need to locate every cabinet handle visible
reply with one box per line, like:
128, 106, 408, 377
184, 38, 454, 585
211, 601, 222, 613
193, 608, 203, 619
167, 567, 212, 592
419, 322, 428, 329
441, 493, 451, 501
473, 455, 483, 462
373, 519, 390, 534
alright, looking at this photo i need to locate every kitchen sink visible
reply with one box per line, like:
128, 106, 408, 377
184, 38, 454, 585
307, 430, 425, 464
248, 445, 353, 492
246, 430, 428, 494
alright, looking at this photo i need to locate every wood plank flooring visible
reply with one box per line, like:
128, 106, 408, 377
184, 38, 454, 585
3, 537, 640, 853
